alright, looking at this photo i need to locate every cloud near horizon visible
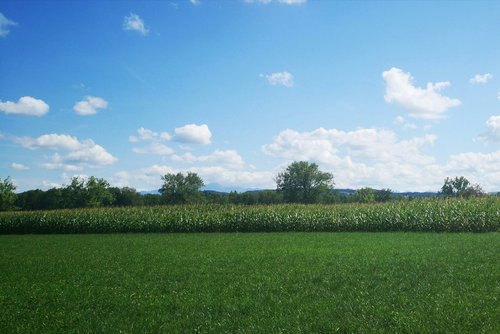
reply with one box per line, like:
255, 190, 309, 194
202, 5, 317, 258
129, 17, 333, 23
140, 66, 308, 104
14, 133, 117, 169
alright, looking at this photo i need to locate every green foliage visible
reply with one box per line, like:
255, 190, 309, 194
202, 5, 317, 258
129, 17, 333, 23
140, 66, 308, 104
276, 161, 334, 203
441, 176, 483, 198
375, 188, 393, 202
1, 233, 498, 333
159, 172, 204, 204
1, 198, 499, 234
0, 177, 17, 211
353, 187, 376, 203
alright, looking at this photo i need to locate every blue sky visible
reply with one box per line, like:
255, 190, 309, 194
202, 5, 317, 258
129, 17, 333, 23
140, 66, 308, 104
1, 0, 500, 192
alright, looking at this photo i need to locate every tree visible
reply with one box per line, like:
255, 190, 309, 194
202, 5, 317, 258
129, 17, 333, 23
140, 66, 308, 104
159, 172, 204, 204
0, 177, 17, 211
276, 161, 334, 203
353, 187, 376, 203
85, 176, 114, 207
375, 188, 393, 202
441, 176, 483, 198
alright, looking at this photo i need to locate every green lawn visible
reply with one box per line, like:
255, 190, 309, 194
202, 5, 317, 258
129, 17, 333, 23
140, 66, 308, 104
1, 233, 498, 333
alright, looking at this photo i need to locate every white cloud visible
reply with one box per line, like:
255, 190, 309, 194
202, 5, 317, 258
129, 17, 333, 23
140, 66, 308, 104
130, 127, 174, 154
263, 127, 436, 166
41, 155, 82, 171
73, 96, 108, 116
145, 165, 274, 189
11, 162, 29, 170
497, 92, 500, 100
190, 0, 201, 5
0, 12, 17, 37
383, 67, 461, 120
0, 96, 49, 116
478, 115, 500, 143
262, 127, 443, 191
470, 73, 493, 84
15, 133, 117, 168
133, 142, 174, 155
123, 13, 149, 35
16, 134, 82, 150
174, 124, 212, 145
262, 71, 294, 87
172, 149, 245, 169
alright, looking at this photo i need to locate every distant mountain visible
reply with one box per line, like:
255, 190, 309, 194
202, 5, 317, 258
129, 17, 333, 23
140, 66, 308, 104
140, 187, 438, 198
202, 183, 261, 194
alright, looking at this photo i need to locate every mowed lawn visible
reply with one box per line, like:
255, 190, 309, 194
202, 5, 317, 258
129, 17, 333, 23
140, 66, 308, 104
1, 233, 498, 333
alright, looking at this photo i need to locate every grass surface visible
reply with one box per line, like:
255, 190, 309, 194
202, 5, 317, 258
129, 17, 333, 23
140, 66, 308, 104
1, 233, 499, 333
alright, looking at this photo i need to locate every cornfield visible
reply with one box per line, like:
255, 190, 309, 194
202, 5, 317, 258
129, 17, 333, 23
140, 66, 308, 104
1, 198, 499, 234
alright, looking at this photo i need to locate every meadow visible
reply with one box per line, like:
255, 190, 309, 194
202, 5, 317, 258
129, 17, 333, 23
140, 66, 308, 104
1, 233, 498, 333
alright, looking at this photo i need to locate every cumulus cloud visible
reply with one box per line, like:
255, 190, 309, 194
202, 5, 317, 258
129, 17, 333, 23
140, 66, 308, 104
262, 71, 294, 87
262, 127, 444, 191
470, 73, 493, 84
130, 127, 174, 154
174, 124, 212, 145
73, 96, 108, 116
0, 96, 49, 116
478, 115, 500, 143
11, 162, 29, 170
0, 12, 17, 37
123, 13, 149, 35
15, 133, 117, 169
263, 127, 436, 166
171, 149, 245, 169
383, 67, 461, 120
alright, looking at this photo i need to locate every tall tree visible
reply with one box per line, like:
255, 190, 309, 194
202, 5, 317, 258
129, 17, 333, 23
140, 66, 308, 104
276, 161, 334, 203
441, 176, 483, 198
85, 176, 114, 207
159, 172, 205, 204
0, 177, 17, 211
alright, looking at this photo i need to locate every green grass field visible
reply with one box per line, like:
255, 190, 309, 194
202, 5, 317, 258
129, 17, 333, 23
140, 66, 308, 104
1, 233, 498, 333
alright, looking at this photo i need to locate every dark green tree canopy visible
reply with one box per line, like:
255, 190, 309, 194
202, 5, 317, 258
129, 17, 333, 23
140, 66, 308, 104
0, 177, 17, 211
276, 161, 334, 203
441, 176, 483, 198
159, 172, 204, 204
353, 187, 376, 203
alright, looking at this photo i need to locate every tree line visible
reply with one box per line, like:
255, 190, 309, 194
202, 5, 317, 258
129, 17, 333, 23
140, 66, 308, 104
0, 161, 487, 211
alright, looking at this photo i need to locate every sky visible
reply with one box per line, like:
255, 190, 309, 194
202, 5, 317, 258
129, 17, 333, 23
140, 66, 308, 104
1, 0, 500, 193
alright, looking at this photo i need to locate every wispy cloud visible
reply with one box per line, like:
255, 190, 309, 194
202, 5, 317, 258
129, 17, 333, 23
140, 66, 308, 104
262, 71, 294, 88
470, 73, 493, 84
11, 162, 29, 171
0, 12, 17, 37
123, 13, 149, 36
